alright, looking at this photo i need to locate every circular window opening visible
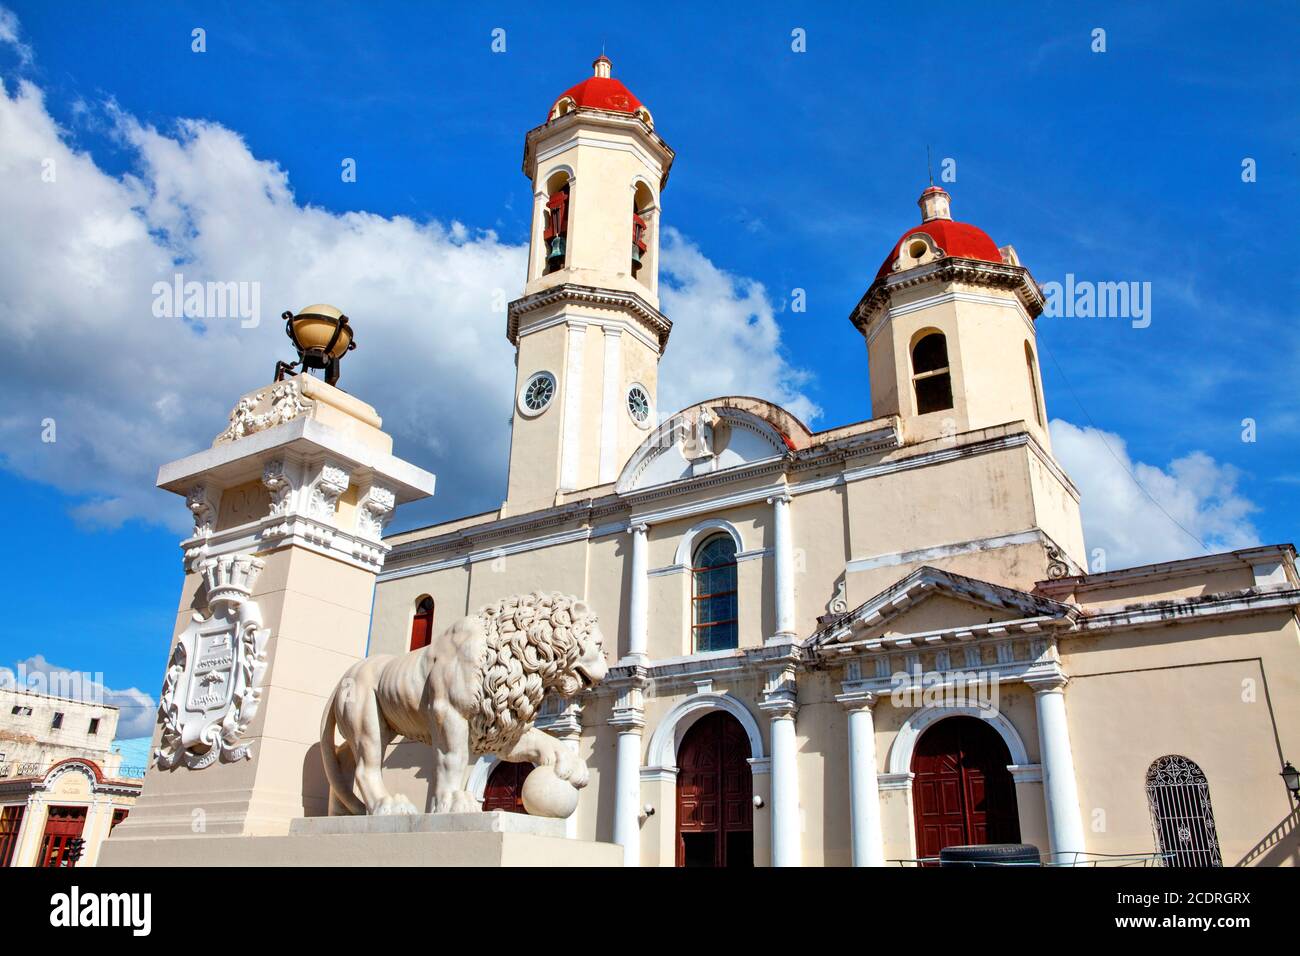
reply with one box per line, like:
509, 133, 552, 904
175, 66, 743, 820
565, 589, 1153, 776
519, 371, 556, 416
627, 384, 652, 426
908, 240, 929, 259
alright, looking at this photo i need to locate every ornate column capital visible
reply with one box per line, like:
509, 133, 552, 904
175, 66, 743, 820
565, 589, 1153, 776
536, 698, 584, 741
836, 687, 879, 712
759, 664, 799, 720
187, 483, 218, 537
356, 483, 397, 540
628, 521, 648, 535
308, 461, 351, 522
608, 667, 650, 732
766, 490, 793, 506
1024, 663, 1069, 694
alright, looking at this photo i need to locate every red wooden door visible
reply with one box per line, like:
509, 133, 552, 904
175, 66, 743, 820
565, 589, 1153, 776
911, 716, 1019, 863
0, 805, 25, 867
676, 712, 753, 867
39, 805, 87, 868
483, 761, 532, 814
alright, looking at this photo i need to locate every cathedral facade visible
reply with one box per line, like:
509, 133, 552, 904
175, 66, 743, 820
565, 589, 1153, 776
365, 57, 1300, 866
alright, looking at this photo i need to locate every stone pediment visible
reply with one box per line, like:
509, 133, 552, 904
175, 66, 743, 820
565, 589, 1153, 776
809, 566, 1074, 649
616, 397, 808, 493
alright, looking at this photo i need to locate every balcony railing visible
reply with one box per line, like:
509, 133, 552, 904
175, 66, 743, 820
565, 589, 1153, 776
0, 761, 146, 780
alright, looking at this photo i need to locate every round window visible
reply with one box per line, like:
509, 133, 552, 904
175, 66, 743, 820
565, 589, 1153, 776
519, 371, 556, 416
626, 384, 652, 427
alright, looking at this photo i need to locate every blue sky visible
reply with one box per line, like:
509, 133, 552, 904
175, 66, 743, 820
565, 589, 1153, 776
0, 1, 1295, 738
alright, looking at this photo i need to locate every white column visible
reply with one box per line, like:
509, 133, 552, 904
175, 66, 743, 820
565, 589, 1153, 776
768, 713, 800, 866
598, 328, 623, 484
610, 673, 647, 867
1028, 670, 1086, 864
558, 321, 587, 491
760, 663, 801, 867
625, 523, 648, 664
768, 492, 795, 643
612, 728, 642, 865
838, 689, 885, 867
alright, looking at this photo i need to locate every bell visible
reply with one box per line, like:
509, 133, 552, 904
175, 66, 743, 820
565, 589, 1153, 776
548, 235, 566, 262
631, 243, 642, 265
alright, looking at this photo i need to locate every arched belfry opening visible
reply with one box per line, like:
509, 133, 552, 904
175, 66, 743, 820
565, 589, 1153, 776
676, 711, 753, 867
911, 331, 953, 415
542, 171, 571, 275
632, 180, 655, 287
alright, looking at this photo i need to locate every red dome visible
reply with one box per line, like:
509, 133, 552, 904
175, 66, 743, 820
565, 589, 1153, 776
876, 219, 1002, 279
550, 56, 644, 118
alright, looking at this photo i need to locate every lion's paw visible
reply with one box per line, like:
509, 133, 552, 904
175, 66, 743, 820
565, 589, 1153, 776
450, 791, 479, 813
551, 751, 590, 789
375, 794, 420, 816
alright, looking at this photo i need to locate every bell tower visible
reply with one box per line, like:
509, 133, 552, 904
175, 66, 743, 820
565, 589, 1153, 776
850, 186, 1053, 449
504, 56, 675, 514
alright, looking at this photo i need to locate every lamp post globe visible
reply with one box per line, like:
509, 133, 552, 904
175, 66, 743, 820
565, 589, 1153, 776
275, 303, 356, 386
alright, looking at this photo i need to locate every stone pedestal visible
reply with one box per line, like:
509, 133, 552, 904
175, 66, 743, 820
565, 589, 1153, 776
99, 812, 621, 867
101, 376, 436, 862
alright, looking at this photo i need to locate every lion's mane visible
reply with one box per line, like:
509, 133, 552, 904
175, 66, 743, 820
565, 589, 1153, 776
469, 591, 595, 754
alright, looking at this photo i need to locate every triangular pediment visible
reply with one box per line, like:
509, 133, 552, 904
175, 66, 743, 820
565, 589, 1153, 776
809, 566, 1074, 648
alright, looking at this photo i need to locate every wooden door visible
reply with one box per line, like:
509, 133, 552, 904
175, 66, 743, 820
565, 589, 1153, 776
483, 761, 532, 814
676, 712, 753, 867
912, 716, 1019, 863
39, 805, 87, 868
0, 805, 24, 867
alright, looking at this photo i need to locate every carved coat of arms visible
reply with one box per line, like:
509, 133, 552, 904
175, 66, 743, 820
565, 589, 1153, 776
155, 554, 270, 770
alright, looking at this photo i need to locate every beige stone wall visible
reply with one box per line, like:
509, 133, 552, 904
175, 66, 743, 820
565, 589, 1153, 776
0, 689, 122, 773
1060, 612, 1300, 867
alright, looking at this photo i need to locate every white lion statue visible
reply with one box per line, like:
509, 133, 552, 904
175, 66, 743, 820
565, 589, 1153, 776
320, 591, 608, 816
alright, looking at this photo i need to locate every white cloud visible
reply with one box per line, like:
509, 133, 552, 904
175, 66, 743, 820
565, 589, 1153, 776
658, 228, 820, 426
0, 65, 816, 531
1050, 419, 1260, 569
0, 5, 33, 66
1, 654, 157, 738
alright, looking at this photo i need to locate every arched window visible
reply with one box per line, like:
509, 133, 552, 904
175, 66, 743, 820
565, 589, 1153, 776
1025, 342, 1045, 427
692, 534, 738, 652
409, 596, 434, 651
911, 332, 953, 415
632, 181, 655, 286
542, 172, 571, 275
1146, 755, 1221, 867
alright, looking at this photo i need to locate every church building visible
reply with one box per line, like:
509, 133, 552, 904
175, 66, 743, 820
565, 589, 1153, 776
366, 57, 1300, 866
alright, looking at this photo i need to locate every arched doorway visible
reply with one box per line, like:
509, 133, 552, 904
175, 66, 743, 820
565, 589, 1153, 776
676, 711, 753, 867
482, 761, 532, 814
911, 716, 1020, 861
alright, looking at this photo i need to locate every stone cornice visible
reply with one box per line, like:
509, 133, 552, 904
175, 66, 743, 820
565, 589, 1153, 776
522, 109, 675, 187
507, 283, 672, 349
849, 257, 1045, 334
380, 424, 1053, 578
382, 424, 912, 574
1073, 586, 1300, 632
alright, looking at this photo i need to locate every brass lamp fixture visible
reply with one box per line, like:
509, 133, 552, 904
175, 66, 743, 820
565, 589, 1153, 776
274, 303, 355, 387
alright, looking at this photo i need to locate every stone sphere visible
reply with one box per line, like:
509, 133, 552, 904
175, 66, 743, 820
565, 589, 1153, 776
522, 765, 579, 818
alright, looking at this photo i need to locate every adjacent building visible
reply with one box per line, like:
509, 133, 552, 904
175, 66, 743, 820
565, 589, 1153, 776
0, 689, 142, 867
